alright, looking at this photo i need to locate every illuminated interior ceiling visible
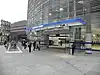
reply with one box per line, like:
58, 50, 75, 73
92, 28, 100, 34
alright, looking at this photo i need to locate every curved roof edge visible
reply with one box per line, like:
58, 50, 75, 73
11, 20, 27, 25
26, 18, 86, 31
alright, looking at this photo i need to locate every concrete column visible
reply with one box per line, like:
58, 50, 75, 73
69, 26, 74, 54
73, 27, 75, 42
74, 0, 76, 18
85, 0, 92, 54
44, 34, 49, 48
67, 0, 69, 19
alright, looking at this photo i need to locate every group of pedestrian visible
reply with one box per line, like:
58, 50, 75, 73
4, 38, 76, 55
4, 39, 17, 49
28, 41, 40, 53
21, 39, 40, 53
32, 41, 40, 51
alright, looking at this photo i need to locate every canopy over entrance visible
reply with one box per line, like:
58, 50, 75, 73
25, 18, 86, 31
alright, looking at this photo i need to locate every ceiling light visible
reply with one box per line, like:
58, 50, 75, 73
40, 17, 42, 19
49, 13, 52, 16
78, 1, 84, 4
56, 10, 58, 11
59, 8, 64, 11
84, 9, 87, 11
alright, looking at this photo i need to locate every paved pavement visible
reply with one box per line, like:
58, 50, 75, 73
0, 45, 100, 75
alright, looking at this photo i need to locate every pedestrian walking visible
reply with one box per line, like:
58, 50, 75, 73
81, 40, 85, 48
21, 39, 24, 47
11, 40, 16, 49
4, 40, 8, 48
4, 40, 7, 47
4, 40, 7, 45
60, 41, 63, 46
24, 40, 27, 49
28, 41, 32, 53
72, 43, 76, 55
36, 41, 40, 51
33, 41, 36, 51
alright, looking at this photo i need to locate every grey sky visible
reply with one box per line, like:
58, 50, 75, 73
0, 0, 28, 23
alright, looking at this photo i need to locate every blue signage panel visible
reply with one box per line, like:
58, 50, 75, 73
25, 28, 32, 31
76, 18, 86, 25
43, 18, 86, 27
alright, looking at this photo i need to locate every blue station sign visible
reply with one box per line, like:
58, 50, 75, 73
25, 18, 86, 31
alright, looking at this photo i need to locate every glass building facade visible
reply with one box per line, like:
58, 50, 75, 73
27, 0, 100, 43
27, 0, 100, 27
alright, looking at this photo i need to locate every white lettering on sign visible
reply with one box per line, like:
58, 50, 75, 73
39, 25, 43, 28
32, 25, 43, 29
68, 22, 82, 26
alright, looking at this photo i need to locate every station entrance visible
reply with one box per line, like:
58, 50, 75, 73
28, 18, 87, 53
40, 25, 85, 50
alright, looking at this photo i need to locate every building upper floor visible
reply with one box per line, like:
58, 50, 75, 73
27, 0, 100, 27
0, 19, 11, 31
10, 20, 27, 33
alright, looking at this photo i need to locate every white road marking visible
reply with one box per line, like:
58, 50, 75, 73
5, 45, 23, 53
17, 45, 21, 51
5, 51, 23, 53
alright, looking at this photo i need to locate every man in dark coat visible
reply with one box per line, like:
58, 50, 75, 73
72, 43, 76, 55
33, 41, 36, 51
36, 41, 40, 51
4, 40, 7, 48
28, 41, 32, 53
4, 40, 7, 45
23, 40, 27, 49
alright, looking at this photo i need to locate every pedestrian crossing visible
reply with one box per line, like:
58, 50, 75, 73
5, 44, 23, 53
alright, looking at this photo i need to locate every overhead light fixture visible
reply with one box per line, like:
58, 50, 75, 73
59, 8, 64, 11
56, 10, 58, 11
40, 17, 42, 19
84, 9, 87, 11
92, 34, 96, 37
78, 1, 84, 4
49, 13, 52, 16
